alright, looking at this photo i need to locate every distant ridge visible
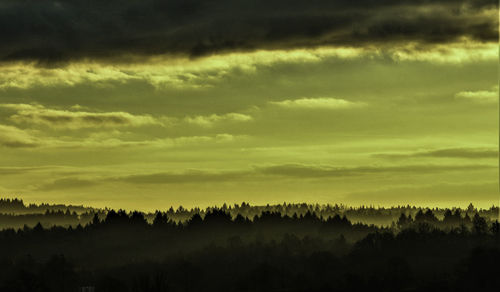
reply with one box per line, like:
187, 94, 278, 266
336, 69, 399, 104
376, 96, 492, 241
0, 198, 100, 214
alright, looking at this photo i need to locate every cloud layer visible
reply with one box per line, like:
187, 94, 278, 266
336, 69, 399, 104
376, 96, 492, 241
38, 162, 495, 190
0, 0, 496, 63
0, 124, 39, 148
455, 89, 498, 104
375, 148, 499, 159
183, 113, 253, 127
256, 163, 495, 178
1, 103, 160, 129
270, 97, 364, 109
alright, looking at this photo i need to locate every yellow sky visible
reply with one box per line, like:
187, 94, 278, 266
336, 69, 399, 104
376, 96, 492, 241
0, 31, 498, 210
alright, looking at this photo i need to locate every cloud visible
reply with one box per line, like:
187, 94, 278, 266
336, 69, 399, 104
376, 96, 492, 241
113, 170, 251, 185
1, 103, 253, 131
0, 47, 365, 89
374, 147, 499, 159
1, 103, 160, 129
0, 42, 495, 90
270, 97, 364, 109
0, 124, 39, 148
36, 169, 252, 190
36, 177, 98, 191
0, 109, 243, 149
35, 162, 496, 190
455, 89, 498, 104
389, 40, 497, 63
0, 0, 496, 63
184, 113, 253, 127
0, 166, 51, 175
256, 163, 495, 178
12, 132, 242, 150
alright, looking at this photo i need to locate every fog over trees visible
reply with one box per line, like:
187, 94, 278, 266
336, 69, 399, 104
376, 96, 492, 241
0, 198, 498, 291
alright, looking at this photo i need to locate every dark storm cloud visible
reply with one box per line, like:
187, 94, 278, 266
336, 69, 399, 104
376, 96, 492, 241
0, 0, 496, 63
374, 148, 499, 159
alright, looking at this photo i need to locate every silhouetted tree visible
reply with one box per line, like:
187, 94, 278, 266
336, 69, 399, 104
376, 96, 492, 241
472, 213, 488, 235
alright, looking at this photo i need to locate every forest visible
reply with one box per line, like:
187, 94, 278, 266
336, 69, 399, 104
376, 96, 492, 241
0, 198, 498, 292
1, 198, 498, 229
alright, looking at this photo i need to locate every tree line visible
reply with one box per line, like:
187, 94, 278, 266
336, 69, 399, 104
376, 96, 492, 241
0, 197, 497, 230
0, 199, 498, 292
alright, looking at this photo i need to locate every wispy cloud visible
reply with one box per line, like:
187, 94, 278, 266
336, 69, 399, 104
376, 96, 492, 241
0, 166, 53, 175
0, 114, 243, 150
455, 89, 498, 104
38, 163, 494, 190
1, 103, 161, 129
0, 124, 39, 148
256, 163, 495, 178
184, 113, 253, 127
270, 97, 365, 109
113, 170, 251, 185
1, 103, 255, 131
37, 177, 99, 191
36, 169, 252, 190
374, 147, 499, 160
57, 134, 243, 149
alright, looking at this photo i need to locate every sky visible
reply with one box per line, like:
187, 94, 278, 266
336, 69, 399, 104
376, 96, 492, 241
0, 0, 498, 211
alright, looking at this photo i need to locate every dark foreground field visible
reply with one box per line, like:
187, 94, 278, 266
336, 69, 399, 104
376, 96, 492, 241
0, 200, 498, 292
